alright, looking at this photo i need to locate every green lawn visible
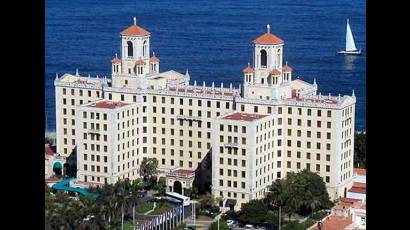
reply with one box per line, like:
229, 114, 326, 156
150, 201, 173, 215
122, 220, 145, 230
136, 201, 155, 214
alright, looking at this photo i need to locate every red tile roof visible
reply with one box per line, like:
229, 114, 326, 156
349, 182, 366, 194
87, 100, 129, 109
352, 182, 366, 188
135, 59, 146, 65
150, 54, 159, 62
45, 144, 56, 156
283, 64, 292, 72
111, 56, 121, 64
120, 21, 150, 36
174, 169, 195, 175
254, 32, 284, 45
311, 215, 353, 230
242, 66, 254, 73
354, 168, 366, 176
270, 69, 281, 75
223, 112, 268, 122
337, 197, 362, 203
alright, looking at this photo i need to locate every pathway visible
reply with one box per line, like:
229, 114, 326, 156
144, 202, 157, 215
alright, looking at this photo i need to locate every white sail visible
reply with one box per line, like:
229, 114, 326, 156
345, 19, 357, 51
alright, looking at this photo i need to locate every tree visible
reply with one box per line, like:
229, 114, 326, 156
354, 132, 366, 168
198, 192, 216, 210
139, 158, 158, 186
208, 219, 229, 230
184, 187, 199, 199
238, 199, 269, 225
265, 169, 332, 219
154, 177, 166, 196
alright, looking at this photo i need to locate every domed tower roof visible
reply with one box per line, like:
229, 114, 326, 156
111, 54, 121, 64
120, 17, 150, 36
150, 52, 160, 62
254, 24, 284, 45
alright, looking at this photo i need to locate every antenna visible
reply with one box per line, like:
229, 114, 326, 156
267, 24, 270, 33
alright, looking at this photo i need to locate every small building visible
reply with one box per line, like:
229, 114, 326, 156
308, 197, 366, 230
165, 168, 196, 195
347, 168, 366, 201
45, 144, 66, 178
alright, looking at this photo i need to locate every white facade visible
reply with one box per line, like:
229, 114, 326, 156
54, 19, 356, 209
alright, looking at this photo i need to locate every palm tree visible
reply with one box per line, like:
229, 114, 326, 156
306, 192, 321, 217
115, 179, 132, 230
130, 179, 144, 227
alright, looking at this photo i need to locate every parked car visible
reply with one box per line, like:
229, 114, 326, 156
245, 224, 254, 230
226, 220, 234, 225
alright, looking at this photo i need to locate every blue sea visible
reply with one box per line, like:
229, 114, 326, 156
45, 0, 366, 131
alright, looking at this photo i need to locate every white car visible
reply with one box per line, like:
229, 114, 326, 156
226, 220, 234, 225
245, 224, 253, 230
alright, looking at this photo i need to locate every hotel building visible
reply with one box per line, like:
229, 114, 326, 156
54, 18, 356, 210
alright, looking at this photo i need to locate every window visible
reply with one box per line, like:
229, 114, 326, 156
327, 110, 332, 117
327, 122, 331, 129
143, 40, 147, 57
260, 49, 267, 67
127, 41, 133, 57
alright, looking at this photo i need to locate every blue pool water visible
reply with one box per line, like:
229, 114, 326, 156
46, 0, 366, 131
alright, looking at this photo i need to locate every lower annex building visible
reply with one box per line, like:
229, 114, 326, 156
54, 18, 356, 210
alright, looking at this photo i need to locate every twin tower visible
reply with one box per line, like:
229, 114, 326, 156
111, 19, 294, 101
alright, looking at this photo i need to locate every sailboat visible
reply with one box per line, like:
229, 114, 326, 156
337, 19, 361, 55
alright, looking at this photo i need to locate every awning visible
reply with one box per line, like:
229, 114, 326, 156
225, 199, 237, 207
53, 162, 62, 169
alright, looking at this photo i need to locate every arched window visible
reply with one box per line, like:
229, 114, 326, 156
127, 41, 133, 57
260, 50, 267, 67
261, 78, 265, 84
143, 41, 147, 57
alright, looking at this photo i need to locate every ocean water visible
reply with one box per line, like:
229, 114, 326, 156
45, 0, 366, 131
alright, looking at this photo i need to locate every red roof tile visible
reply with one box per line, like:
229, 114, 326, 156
120, 20, 150, 36
352, 182, 366, 188
283, 64, 292, 72
111, 56, 121, 64
311, 215, 353, 230
270, 69, 281, 75
45, 144, 56, 156
174, 169, 195, 175
354, 168, 366, 176
348, 187, 366, 194
135, 59, 146, 65
87, 100, 129, 109
150, 54, 159, 62
337, 197, 362, 203
348, 182, 366, 194
254, 32, 284, 45
242, 66, 254, 73
223, 112, 268, 122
